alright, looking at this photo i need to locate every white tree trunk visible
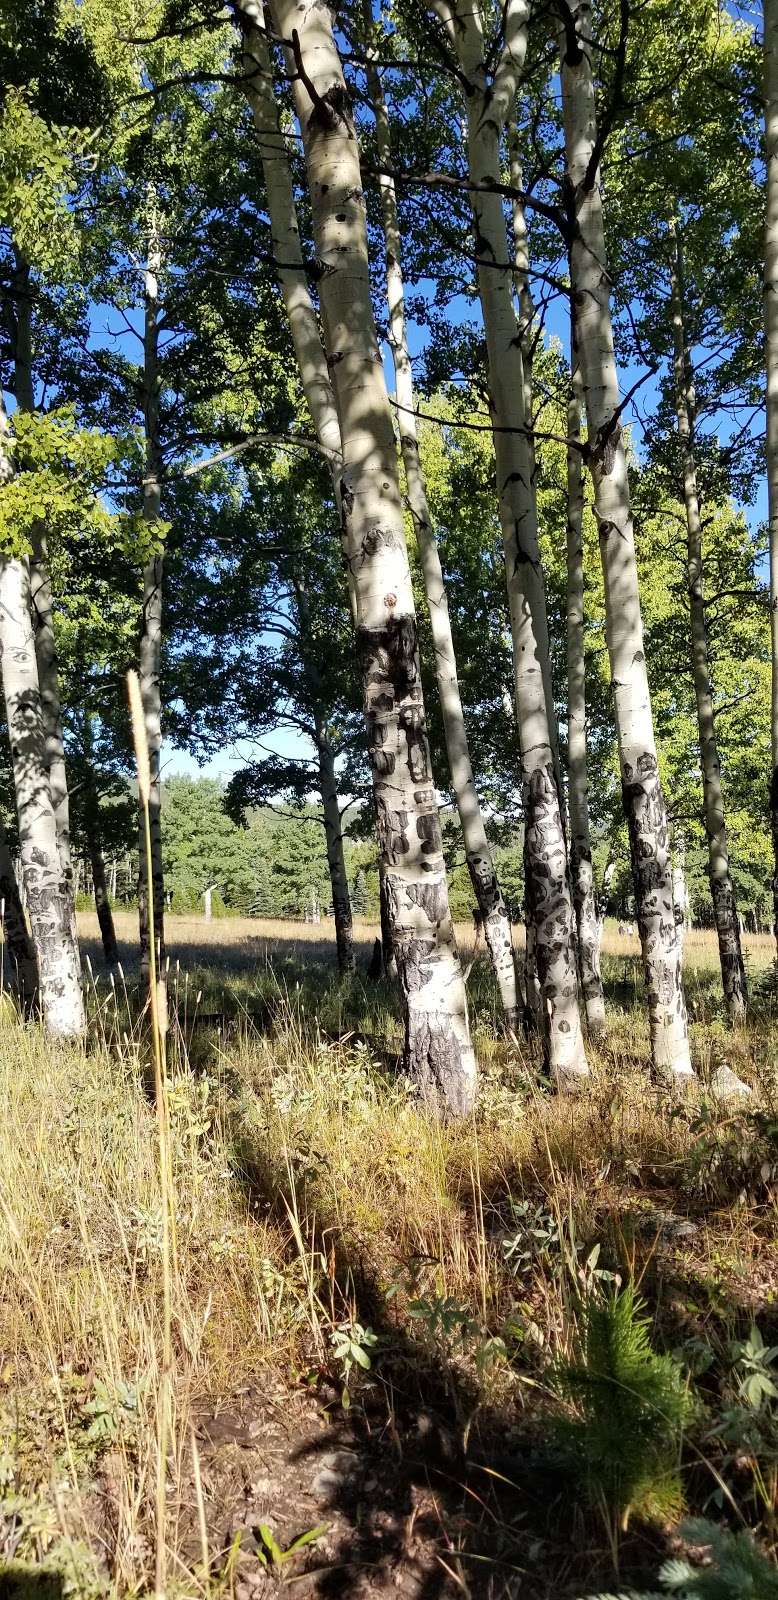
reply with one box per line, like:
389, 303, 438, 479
764, 0, 778, 958
566, 355, 606, 1034
236, 4, 353, 605
367, 47, 520, 1029
0, 556, 84, 1034
559, 2, 691, 1080
669, 219, 746, 1018
138, 223, 166, 984
13, 249, 78, 947
435, 0, 587, 1083
266, 0, 477, 1114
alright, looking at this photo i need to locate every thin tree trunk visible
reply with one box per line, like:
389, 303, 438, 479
0, 817, 38, 1005
764, 0, 778, 958
669, 218, 746, 1018
366, 45, 520, 1030
91, 842, 119, 969
83, 714, 120, 970
566, 354, 606, 1034
289, 572, 355, 974
236, 7, 352, 598
315, 713, 355, 974
436, 0, 587, 1083
265, 0, 476, 1115
671, 825, 688, 961
378, 860, 397, 978
138, 221, 166, 984
559, 2, 692, 1080
13, 249, 78, 947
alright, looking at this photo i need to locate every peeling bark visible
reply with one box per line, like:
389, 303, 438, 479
366, 43, 519, 1030
566, 353, 606, 1035
434, 0, 587, 1082
263, 0, 476, 1114
559, 1, 691, 1079
764, 0, 778, 958
669, 219, 746, 1019
138, 223, 166, 985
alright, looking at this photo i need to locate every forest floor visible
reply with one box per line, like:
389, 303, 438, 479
1, 916, 777, 1600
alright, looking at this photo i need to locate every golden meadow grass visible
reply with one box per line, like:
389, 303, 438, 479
0, 916, 776, 1595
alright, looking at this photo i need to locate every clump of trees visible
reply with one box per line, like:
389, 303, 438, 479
0, 0, 774, 1111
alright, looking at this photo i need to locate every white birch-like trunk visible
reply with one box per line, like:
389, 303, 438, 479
138, 224, 166, 984
367, 47, 520, 1029
670, 826, 688, 960
0, 816, 39, 1005
13, 250, 78, 948
559, 2, 692, 1080
0, 387, 83, 1033
566, 356, 606, 1034
435, 0, 587, 1082
264, 0, 476, 1114
0, 557, 84, 1033
764, 0, 778, 958
236, 7, 351, 585
669, 220, 747, 1018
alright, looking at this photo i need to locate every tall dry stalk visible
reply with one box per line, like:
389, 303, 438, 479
127, 669, 173, 1599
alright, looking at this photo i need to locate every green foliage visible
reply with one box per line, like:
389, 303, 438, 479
554, 1285, 694, 1528
583, 1517, 778, 1599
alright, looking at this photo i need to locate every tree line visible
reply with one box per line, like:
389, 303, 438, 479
0, 0, 775, 1113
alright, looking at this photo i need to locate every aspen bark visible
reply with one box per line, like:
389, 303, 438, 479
669, 219, 746, 1018
0, 817, 38, 1005
764, 0, 778, 957
13, 250, 78, 943
566, 356, 606, 1034
367, 47, 520, 1030
435, 0, 587, 1082
138, 224, 166, 984
559, 1, 692, 1080
236, 10, 348, 551
0, 552, 84, 1034
266, 0, 477, 1114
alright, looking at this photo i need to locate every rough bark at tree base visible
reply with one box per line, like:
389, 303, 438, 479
711, 875, 747, 1019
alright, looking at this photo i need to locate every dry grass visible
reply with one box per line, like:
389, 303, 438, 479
0, 917, 776, 1596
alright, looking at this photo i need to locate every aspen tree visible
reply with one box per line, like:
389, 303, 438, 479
427, 0, 588, 1082
566, 353, 606, 1034
13, 251, 78, 949
764, 0, 778, 956
138, 216, 166, 984
366, 42, 520, 1029
257, 0, 477, 1112
559, 0, 692, 1079
669, 217, 747, 1018
0, 404, 84, 1035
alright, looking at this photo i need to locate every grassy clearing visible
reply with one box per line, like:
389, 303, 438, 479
0, 917, 777, 1597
